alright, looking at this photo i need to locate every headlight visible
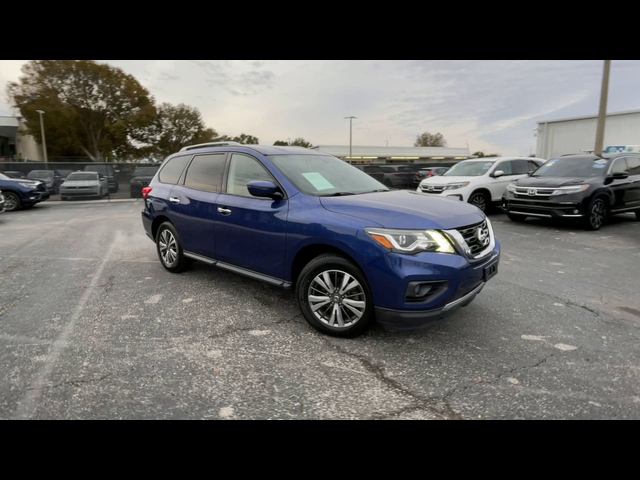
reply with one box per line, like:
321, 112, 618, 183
444, 182, 470, 191
550, 185, 590, 196
507, 182, 517, 193
365, 228, 455, 254
18, 182, 38, 190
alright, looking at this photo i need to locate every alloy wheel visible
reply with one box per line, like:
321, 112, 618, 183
4, 193, 19, 211
590, 200, 606, 229
308, 270, 367, 329
158, 229, 178, 267
471, 194, 486, 211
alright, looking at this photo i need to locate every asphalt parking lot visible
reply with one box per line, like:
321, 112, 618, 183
0, 201, 639, 419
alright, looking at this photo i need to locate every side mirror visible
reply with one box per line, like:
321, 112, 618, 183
247, 181, 283, 200
610, 171, 630, 180
492, 170, 505, 178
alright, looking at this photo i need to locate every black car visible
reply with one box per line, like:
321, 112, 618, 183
84, 165, 119, 193
130, 166, 159, 198
27, 170, 64, 194
351, 165, 385, 183
413, 167, 450, 186
503, 153, 640, 230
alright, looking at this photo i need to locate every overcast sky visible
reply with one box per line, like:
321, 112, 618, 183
1, 60, 639, 155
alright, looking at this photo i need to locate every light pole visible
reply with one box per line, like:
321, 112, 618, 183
595, 60, 611, 156
344, 116, 357, 159
36, 110, 48, 163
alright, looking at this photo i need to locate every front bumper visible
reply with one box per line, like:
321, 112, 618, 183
503, 192, 586, 219
363, 242, 500, 331
417, 185, 469, 202
61, 188, 101, 198
23, 191, 50, 205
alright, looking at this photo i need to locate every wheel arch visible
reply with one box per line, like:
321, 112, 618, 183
291, 243, 363, 289
151, 215, 172, 240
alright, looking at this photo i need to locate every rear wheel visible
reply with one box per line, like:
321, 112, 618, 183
584, 198, 607, 231
156, 222, 191, 273
297, 255, 375, 338
3, 192, 20, 212
469, 192, 489, 212
507, 213, 527, 222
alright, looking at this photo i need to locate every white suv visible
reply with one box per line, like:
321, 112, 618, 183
417, 157, 546, 212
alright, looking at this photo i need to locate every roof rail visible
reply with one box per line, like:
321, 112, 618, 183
180, 142, 243, 152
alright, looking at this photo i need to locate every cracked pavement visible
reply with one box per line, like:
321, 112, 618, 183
0, 201, 639, 419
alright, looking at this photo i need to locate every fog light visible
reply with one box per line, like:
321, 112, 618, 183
574, 209, 579, 214
406, 281, 448, 303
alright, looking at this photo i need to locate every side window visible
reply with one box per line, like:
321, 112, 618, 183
512, 160, 530, 175
159, 156, 191, 185
497, 161, 513, 176
625, 157, 640, 175
611, 158, 628, 174
227, 154, 275, 198
184, 154, 226, 193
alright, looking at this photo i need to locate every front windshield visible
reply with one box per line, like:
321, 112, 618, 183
28, 171, 54, 179
533, 157, 609, 178
67, 173, 99, 181
443, 161, 495, 177
271, 155, 389, 196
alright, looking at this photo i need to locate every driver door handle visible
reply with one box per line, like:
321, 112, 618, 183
169, 197, 180, 205
218, 207, 232, 216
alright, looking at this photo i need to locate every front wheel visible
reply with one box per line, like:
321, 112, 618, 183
469, 192, 489, 212
156, 222, 191, 273
584, 198, 607, 231
297, 255, 375, 338
3, 192, 21, 212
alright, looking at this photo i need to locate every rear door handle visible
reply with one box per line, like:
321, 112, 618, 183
218, 207, 232, 216
169, 197, 180, 205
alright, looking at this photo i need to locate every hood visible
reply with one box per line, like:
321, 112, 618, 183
320, 190, 484, 230
515, 176, 598, 188
62, 180, 99, 188
0, 178, 41, 187
419, 175, 479, 186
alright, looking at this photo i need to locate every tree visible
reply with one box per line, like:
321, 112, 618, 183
7, 60, 156, 161
144, 103, 218, 158
473, 151, 499, 158
414, 132, 447, 148
232, 134, 259, 145
274, 138, 313, 148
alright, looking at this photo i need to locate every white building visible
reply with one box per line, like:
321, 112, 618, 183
311, 145, 470, 164
536, 109, 640, 160
0, 110, 45, 161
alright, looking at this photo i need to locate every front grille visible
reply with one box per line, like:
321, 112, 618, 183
456, 220, 491, 257
514, 187, 555, 197
421, 185, 446, 194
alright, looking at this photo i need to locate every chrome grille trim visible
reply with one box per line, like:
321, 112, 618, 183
444, 218, 495, 261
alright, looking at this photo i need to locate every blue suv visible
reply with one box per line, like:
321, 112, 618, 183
141, 144, 500, 337
0, 172, 50, 212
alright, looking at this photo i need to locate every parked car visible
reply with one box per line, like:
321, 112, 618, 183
414, 167, 450, 186
27, 170, 64, 194
0, 190, 5, 214
352, 165, 385, 183
0, 172, 50, 211
60, 172, 109, 201
417, 157, 546, 212
503, 153, 640, 230
84, 165, 119, 193
130, 166, 159, 198
57, 170, 76, 181
2, 171, 27, 179
142, 145, 500, 338
378, 165, 415, 188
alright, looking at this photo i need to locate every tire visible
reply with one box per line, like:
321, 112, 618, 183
3, 192, 21, 212
469, 192, 489, 212
507, 213, 527, 222
296, 254, 375, 338
584, 198, 607, 231
156, 222, 191, 273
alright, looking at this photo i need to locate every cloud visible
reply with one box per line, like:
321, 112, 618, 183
1, 60, 638, 155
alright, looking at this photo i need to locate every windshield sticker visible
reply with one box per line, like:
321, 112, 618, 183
302, 172, 335, 191
594, 159, 608, 165
593, 164, 606, 169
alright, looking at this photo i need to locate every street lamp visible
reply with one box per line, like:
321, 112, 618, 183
595, 60, 611, 156
36, 110, 48, 163
344, 116, 357, 160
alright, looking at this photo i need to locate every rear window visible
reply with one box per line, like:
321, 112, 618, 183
159, 156, 191, 185
28, 171, 54, 178
184, 154, 226, 192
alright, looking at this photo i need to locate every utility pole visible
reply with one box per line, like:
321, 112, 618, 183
344, 116, 357, 159
595, 60, 611, 156
36, 110, 48, 163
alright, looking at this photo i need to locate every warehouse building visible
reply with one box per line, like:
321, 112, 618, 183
536, 109, 640, 160
0, 110, 44, 161
311, 145, 470, 164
